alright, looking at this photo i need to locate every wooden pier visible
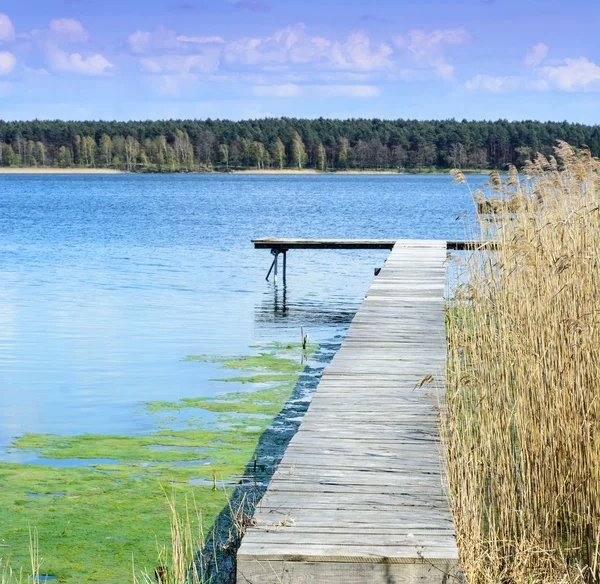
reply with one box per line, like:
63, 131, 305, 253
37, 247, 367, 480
237, 240, 459, 583
252, 237, 493, 283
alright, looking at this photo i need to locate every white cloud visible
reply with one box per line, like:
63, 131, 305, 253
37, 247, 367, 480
176, 35, 226, 45
251, 82, 382, 98
129, 28, 226, 58
525, 42, 548, 66
542, 57, 600, 91
49, 19, 89, 42
464, 45, 600, 94
0, 51, 16, 75
464, 46, 600, 94
407, 27, 469, 55
128, 26, 186, 54
464, 73, 550, 93
223, 24, 393, 71
49, 49, 114, 75
140, 51, 221, 74
465, 74, 519, 92
129, 23, 472, 90
252, 83, 301, 97
129, 30, 152, 53
316, 84, 381, 97
326, 32, 393, 71
406, 27, 469, 80
223, 24, 305, 66
0, 14, 15, 43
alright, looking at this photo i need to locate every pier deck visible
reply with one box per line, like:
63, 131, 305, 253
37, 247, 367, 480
237, 240, 459, 583
252, 236, 490, 250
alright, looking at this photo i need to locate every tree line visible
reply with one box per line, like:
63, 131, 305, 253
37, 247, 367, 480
0, 118, 599, 172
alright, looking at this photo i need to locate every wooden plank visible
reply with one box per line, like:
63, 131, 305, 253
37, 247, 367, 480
237, 241, 458, 583
252, 236, 492, 250
241, 532, 457, 548
251, 509, 456, 528
252, 238, 397, 249
236, 559, 461, 584
238, 543, 459, 560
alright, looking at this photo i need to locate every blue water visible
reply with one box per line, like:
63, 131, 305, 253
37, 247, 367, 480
0, 174, 476, 454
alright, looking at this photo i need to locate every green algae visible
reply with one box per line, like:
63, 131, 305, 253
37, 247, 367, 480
250, 341, 319, 356
145, 381, 297, 416
1, 341, 316, 583
182, 342, 318, 373
0, 463, 226, 583
213, 373, 298, 384
13, 432, 214, 462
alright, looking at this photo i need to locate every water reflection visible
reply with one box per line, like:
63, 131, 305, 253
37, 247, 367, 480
0, 174, 477, 452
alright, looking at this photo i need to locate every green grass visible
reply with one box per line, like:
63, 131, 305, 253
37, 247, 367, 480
0, 341, 316, 582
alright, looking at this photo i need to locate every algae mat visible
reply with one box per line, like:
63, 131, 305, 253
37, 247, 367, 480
0, 342, 318, 583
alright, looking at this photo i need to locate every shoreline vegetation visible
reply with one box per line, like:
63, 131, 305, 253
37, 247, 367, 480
446, 144, 600, 582
1, 118, 600, 174
0, 166, 488, 175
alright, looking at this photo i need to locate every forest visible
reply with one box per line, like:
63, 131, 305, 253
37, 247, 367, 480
0, 118, 599, 172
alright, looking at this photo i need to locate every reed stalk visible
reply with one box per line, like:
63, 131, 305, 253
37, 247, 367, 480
445, 143, 600, 583
134, 491, 209, 584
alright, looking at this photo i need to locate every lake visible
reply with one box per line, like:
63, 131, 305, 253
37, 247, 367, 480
0, 173, 475, 456
0, 173, 481, 581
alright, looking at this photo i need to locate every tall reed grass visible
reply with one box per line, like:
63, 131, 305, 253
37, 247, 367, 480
445, 142, 600, 583
133, 493, 209, 584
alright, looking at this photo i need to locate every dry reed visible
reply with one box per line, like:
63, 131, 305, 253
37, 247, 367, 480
445, 143, 600, 583
134, 492, 209, 584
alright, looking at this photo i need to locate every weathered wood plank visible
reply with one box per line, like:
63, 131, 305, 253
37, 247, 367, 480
252, 237, 478, 249
236, 559, 461, 584
238, 543, 459, 560
237, 241, 457, 583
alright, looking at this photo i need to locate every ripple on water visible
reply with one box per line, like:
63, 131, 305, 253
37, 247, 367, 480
0, 174, 474, 443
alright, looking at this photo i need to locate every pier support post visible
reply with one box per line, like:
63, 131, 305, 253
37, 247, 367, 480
282, 251, 287, 282
265, 249, 278, 282
265, 248, 288, 284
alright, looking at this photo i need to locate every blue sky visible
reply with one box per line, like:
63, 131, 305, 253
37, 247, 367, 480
0, 0, 599, 122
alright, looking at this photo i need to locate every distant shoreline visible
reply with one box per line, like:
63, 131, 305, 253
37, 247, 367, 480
0, 167, 487, 176
233, 168, 487, 175
0, 168, 123, 174
235, 169, 401, 175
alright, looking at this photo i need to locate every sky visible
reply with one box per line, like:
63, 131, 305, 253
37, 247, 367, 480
0, 0, 599, 123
